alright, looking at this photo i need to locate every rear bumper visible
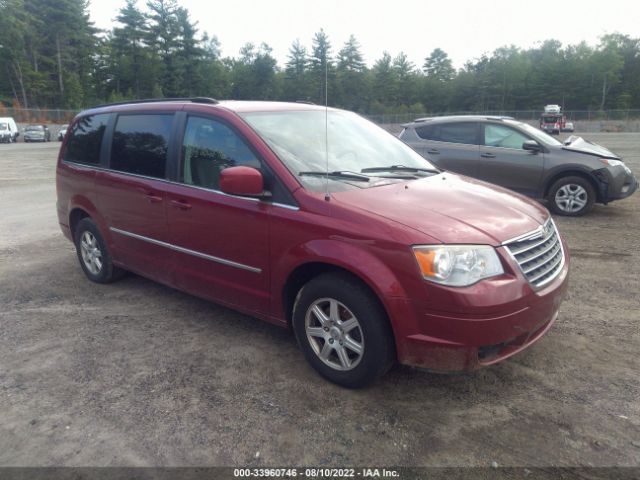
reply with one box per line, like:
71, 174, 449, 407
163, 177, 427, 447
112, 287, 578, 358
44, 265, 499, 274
388, 251, 570, 372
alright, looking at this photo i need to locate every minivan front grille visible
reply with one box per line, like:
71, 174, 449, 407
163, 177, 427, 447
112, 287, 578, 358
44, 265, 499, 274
503, 219, 564, 289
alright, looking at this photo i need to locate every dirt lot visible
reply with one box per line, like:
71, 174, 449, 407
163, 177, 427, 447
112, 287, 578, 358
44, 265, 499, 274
0, 135, 639, 469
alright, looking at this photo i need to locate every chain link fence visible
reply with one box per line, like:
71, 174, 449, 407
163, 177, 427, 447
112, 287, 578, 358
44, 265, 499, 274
0, 107, 79, 124
2, 106, 640, 132
364, 110, 640, 125
365, 110, 640, 133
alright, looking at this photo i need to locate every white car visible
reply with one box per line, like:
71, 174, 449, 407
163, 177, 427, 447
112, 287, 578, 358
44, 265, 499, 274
562, 122, 575, 133
544, 104, 562, 114
58, 124, 69, 141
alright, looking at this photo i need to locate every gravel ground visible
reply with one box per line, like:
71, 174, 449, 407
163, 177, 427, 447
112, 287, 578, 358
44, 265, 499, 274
0, 134, 639, 469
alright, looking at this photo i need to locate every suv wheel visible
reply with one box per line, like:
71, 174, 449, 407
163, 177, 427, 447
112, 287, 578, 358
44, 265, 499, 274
293, 273, 395, 388
547, 176, 595, 216
74, 218, 125, 283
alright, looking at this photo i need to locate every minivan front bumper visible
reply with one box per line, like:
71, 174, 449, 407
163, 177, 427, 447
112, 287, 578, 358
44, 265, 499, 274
388, 245, 570, 372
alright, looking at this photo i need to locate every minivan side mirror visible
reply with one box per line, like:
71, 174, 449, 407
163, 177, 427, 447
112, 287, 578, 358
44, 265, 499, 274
219, 166, 264, 197
523, 140, 542, 153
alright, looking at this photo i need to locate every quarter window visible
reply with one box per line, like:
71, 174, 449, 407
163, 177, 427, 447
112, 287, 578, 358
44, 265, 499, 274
181, 116, 260, 190
415, 124, 438, 140
484, 124, 530, 150
110, 114, 173, 178
64, 114, 110, 165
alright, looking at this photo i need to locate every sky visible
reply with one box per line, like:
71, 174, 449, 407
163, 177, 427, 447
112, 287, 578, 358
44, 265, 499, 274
89, 0, 640, 69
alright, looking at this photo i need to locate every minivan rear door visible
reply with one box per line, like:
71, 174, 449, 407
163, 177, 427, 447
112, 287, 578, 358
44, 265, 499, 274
413, 121, 480, 177
96, 113, 175, 283
477, 122, 545, 196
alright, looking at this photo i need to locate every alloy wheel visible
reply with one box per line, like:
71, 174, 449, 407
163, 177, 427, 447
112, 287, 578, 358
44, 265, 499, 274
305, 298, 365, 371
80, 231, 103, 275
555, 184, 588, 213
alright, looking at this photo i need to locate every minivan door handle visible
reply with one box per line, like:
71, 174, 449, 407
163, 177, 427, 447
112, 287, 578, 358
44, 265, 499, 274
481, 152, 496, 158
170, 199, 192, 210
137, 188, 163, 203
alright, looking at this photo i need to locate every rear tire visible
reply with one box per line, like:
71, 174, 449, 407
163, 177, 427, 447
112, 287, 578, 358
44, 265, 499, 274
74, 218, 125, 283
547, 176, 595, 216
293, 273, 395, 388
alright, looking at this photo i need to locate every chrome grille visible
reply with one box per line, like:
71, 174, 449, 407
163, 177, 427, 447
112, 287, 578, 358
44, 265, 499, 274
503, 219, 564, 288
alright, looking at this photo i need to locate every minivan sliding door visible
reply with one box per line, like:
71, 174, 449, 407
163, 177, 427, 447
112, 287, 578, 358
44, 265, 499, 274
96, 113, 175, 283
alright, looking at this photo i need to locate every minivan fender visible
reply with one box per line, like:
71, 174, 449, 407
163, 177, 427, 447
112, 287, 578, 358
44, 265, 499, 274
274, 238, 409, 326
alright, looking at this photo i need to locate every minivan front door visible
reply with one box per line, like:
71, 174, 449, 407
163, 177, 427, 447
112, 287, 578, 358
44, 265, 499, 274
477, 123, 545, 196
165, 115, 270, 314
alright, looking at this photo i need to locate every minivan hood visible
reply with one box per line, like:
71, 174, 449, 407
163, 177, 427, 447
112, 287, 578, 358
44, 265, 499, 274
332, 173, 549, 245
562, 136, 620, 160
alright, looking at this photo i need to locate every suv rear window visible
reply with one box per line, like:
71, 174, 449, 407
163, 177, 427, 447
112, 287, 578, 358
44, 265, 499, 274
64, 114, 110, 165
110, 114, 173, 179
415, 122, 477, 145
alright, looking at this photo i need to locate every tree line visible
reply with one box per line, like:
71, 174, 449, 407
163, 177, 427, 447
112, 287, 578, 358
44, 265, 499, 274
1, 0, 640, 115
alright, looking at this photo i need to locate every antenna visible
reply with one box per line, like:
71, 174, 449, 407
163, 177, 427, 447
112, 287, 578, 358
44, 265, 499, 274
324, 46, 330, 202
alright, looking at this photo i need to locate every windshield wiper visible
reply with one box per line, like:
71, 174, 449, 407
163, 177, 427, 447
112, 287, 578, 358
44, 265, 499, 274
299, 170, 370, 182
361, 164, 440, 174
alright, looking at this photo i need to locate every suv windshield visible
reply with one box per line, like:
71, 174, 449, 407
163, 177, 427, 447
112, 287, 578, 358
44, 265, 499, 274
240, 110, 436, 192
506, 120, 563, 146
26, 125, 44, 131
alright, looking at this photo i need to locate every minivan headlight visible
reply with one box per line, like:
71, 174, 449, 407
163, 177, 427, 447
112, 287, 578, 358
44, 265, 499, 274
412, 245, 504, 287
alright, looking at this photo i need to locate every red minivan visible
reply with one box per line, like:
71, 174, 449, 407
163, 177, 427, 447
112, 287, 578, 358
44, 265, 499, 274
56, 98, 569, 387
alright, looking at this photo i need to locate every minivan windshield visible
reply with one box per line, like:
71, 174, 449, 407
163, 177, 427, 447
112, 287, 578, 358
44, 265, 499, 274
506, 120, 563, 146
0, 123, 7, 131
240, 110, 437, 192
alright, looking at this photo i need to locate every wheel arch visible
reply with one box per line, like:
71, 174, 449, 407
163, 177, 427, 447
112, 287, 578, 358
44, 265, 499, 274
69, 207, 91, 237
543, 168, 603, 203
282, 261, 398, 362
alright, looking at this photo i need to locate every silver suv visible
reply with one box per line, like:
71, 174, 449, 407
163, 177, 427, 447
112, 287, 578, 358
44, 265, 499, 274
399, 116, 637, 216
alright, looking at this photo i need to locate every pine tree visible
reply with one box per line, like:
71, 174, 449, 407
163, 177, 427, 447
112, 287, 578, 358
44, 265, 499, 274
112, 0, 149, 98
423, 48, 455, 82
146, 0, 181, 96
284, 39, 309, 101
309, 29, 335, 104
336, 35, 367, 110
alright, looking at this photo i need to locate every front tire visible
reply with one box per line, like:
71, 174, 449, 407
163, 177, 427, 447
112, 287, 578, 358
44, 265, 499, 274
293, 273, 395, 388
74, 218, 125, 283
547, 176, 595, 216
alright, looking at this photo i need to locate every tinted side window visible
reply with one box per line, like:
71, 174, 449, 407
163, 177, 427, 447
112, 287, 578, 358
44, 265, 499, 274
181, 116, 260, 190
438, 122, 477, 145
484, 124, 529, 150
63, 114, 109, 165
111, 114, 173, 178
415, 124, 439, 140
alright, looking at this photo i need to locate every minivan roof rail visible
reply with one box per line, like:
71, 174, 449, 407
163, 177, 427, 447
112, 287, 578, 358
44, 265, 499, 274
92, 97, 219, 108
